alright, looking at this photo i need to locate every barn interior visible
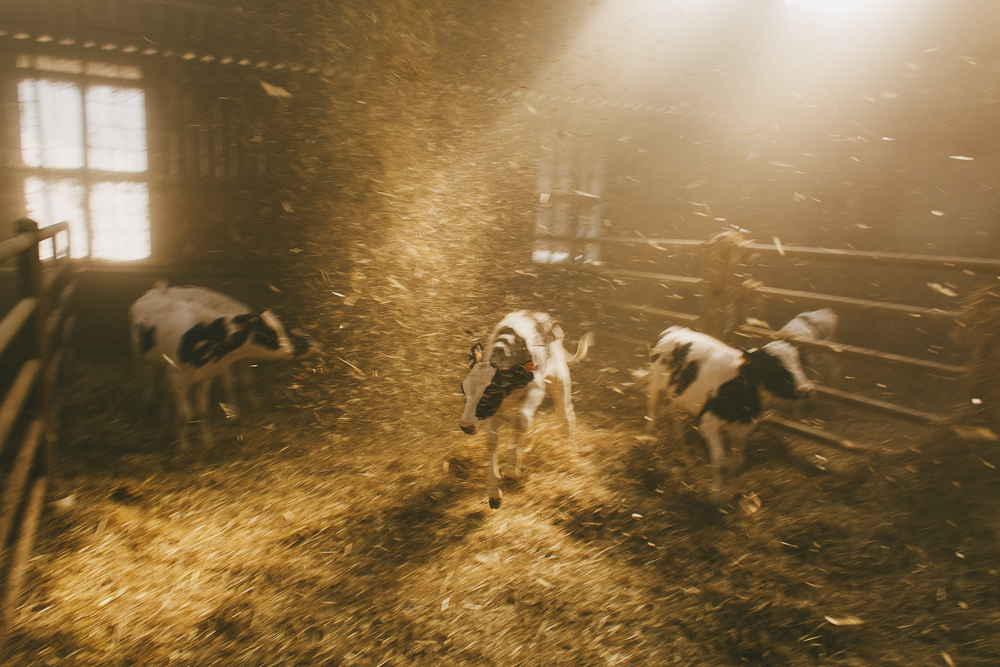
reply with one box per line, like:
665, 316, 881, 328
1, 0, 999, 665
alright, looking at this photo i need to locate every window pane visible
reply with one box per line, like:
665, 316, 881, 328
24, 176, 87, 259
89, 181, 150, 260
18, 79, 85, 168
86, 86, 148, 172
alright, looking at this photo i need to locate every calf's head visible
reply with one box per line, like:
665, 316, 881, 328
747, 340, 815, 400
459, 344, 535, 435
289, 327, 322, 357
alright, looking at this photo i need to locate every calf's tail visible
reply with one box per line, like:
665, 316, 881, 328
568, 331, 594, 365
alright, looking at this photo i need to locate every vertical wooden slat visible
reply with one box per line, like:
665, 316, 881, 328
0, 360, 41, 460
183, 91, 195, 176
15, 219, 52, 475
0, 419, 44, 550
0, 475, 48, 653
213, 98, 224, 177
199, 108, 209, 178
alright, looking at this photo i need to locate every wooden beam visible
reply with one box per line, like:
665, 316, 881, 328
745, 243, 1000, 273
737, 325, 966, 377
537, 235, 1000, 273
0, 419, 43, 549
0, 475, 48, 655
0, 221, 67, 263
814, 385, 948, 425
588, 267, 703, 287
585, 298, 701, 325
590, 330, 650, 349
0, 361, 41, 457
755, 285, 961, 322
534, 235, 705, 249
0, 299, 37, 360
764, 416, 867, 452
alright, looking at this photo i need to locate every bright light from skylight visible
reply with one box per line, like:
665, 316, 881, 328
783, 0, 872, 15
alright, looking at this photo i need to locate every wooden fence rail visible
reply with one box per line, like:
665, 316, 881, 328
538, 229, 1000, 443
0, 218, 75, 655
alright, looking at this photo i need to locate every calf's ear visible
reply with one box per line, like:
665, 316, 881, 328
469, 343, 484, 365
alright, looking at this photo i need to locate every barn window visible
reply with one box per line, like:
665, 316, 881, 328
533, 144, 604, 265
16, 54, 150, 261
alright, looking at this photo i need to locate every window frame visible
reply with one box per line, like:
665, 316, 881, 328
13, 55, 152, 262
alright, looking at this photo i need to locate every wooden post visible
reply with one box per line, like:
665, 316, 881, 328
699, 230, 747, 341
957, 286, 1000, 429
13, 217, 50, 474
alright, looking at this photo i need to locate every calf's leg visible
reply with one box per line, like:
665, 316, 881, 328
509, 384, 546, 480
192, 379, 214, 451
549, 375, 576, 437
219, 368, 240, 419
645, 386, 660, 434
724, 423, 754, 500
484, 417, 503, 509
170, 373, 192, 452
698, 412, 730, 506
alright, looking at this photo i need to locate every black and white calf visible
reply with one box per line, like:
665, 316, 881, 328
154, 285, 316, 416
778, 308, 840, 383
130, 283, 300, 451
460, 311, 593, 509
642, 327, 814, 505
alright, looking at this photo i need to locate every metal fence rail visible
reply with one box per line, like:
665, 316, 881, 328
0, 218, 75, 654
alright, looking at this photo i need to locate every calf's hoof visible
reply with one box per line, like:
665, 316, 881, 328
489, 496, 502, 510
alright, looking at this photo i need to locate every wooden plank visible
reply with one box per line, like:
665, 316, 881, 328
0, 419, 44, 549
585, 298, 701, 325
756, 286, 961, 322
0, 222, 69, 263
590, 330, 650, 349
764, 416, 867, 451
737, 325, 966, 377
534, 235, 705, 249
0, 360, 41, 457
0, 234, 35, 264
49, 282, 79, 342
0, 474, 47, 655
541, 236, 1000, 272
814, 385, 948, 425
36, 220, 69, 244
588, 267, 704, 286
0, 299, 37, 360
40, 259, 69, 296
745, 242, 1000, 273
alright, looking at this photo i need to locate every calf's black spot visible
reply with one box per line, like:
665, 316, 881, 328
672, 359, 700, 396
138, 325, 156, 355
474, 363, 535, 420
232, 313, 280, 352
747, 348, 798, 400
669, 342, 693, 374
179, 318, 228, 367
701, 367, 761, 424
